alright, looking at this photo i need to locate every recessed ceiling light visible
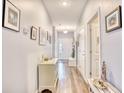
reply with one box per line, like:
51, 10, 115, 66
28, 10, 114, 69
64, 30, 68, 34
59, 0, 71, 7
62, 1, 67, 6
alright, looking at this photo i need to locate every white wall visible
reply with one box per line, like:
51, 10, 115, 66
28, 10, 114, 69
57, 32, 73, 59
78, 0, 122, 91
2, 0, 52, 93
100, 0, 122, 91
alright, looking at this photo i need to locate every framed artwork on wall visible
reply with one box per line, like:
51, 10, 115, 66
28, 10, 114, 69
39, 27, 47, 46
46, 31, 49, 40
105, 6, 122, 32
48, 35, 51, 44
30, 26, 37, 40
2, 0, 21, 32
46, 31, 52, 44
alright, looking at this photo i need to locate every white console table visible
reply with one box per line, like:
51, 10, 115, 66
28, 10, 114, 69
37, 59, 58, 93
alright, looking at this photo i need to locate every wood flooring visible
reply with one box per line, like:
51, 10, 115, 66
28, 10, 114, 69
56, 61, 89, 93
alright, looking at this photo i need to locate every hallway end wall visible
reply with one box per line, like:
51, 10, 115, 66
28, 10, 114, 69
57, 32, 74, 59
78, 0, 122, 91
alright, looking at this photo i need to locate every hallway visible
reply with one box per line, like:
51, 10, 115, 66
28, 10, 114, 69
2, 0, 122, 93
56, 61, 89, 93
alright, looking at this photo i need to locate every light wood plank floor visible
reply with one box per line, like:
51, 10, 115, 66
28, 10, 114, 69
56, 61, 89, 93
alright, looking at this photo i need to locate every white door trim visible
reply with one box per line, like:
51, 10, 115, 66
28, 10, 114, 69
87, 7, 102, 78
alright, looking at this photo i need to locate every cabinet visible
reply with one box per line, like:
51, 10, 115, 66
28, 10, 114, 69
37, 63, 58, 93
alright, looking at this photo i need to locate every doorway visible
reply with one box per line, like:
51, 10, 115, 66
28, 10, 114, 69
57, 31, 74, 60
88, 10, 101, 78
77, 28, 86, 77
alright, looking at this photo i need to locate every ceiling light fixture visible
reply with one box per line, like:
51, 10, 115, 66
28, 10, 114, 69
59, 0, 71, 7
62, 1, 68, 6
56, 25, 76, 30
64, 30, 68, 34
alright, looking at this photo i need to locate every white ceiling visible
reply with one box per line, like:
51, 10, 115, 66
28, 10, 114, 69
42, 0, 88, 27
11, 0, 88, 30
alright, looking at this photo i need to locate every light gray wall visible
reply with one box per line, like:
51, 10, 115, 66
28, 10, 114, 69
79, 0, 122, 91
2, 0, 52, 93
100, 0, 122, 91
57, 32, 74, 59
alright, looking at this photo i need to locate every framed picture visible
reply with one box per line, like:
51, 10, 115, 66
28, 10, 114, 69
30, 26, 37, 40
39, 27, 47, 45
48, 35, 51, 44
105, 6, 122, 32
2, 0, 21, 32
46, 31, 49, 40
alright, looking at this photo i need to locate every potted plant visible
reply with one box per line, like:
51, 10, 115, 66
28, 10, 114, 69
71, 45, 75, 58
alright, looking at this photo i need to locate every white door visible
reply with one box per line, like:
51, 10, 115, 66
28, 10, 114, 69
78, 28, 86, 77
89, 15, 100, 78
58, 38, 73, 59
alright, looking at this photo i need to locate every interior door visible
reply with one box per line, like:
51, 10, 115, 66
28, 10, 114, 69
58, 38, 73, 60
78, 29, 86, 76
89, 15, 100, 78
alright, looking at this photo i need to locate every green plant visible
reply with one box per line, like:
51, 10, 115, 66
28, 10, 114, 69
71, 47, 75, 58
